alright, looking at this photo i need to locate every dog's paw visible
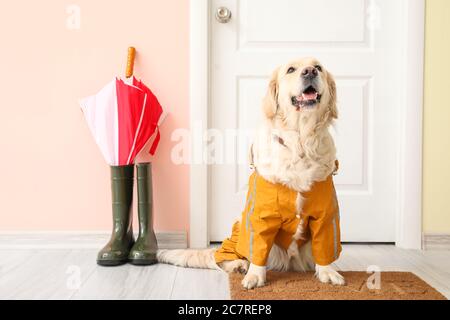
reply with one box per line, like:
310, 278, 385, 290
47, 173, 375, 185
315, 265, 345, 286
241, 273, 262, 289
220, 259, 249, 274
241, 263, 266, 289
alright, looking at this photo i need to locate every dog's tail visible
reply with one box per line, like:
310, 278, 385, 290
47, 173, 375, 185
157, 248, 219, 270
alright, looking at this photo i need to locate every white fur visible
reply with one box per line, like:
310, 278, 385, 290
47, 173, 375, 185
315, 264, 346, 285
242, 264, 266, 289
156, 248, 219, 270
220, 259, 249, 274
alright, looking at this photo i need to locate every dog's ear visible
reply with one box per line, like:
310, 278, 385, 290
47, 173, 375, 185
262, 67, 280, 119
327, 71, 338, 119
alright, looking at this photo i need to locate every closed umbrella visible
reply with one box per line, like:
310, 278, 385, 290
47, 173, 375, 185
80, 76, 162, 165
80, 47, 163, 266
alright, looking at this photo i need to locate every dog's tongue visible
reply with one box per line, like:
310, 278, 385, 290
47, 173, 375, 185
302, 92, 318, 101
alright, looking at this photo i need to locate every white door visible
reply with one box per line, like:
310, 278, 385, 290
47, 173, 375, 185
210, 0, 405, 242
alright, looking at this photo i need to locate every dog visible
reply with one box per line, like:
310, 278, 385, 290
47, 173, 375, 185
158, 57, 345, 289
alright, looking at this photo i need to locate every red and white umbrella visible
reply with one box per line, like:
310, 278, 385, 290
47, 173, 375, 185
79, 76, 163, 165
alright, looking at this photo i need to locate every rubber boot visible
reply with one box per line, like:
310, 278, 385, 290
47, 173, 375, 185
129, 162, 158, 265
97, 165, 135, 266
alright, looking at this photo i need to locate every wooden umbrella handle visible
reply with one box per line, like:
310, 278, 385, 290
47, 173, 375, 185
125, 47, 136, 78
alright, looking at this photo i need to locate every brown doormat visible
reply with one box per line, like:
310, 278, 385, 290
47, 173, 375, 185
229, 271, 446, 300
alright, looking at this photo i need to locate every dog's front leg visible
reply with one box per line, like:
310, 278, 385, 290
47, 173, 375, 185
315, 264, 345, 285
241, 263, 266, 289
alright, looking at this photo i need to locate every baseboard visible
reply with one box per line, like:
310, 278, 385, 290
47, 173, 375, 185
423, 233, 450, 250
0, 231, 187, 249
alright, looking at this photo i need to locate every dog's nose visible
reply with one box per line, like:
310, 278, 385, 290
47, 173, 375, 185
301, 66, 318, 79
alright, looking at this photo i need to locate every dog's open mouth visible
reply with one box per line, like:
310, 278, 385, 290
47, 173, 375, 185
292, 86, 322, 110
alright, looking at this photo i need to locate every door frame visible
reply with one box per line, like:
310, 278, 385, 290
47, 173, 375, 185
189, 0, 425, 249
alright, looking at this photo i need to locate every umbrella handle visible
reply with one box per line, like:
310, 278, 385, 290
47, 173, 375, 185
125, 47, 136, 78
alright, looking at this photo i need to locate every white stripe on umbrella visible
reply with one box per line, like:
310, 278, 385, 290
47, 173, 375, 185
126, 92, 148, 165
113, 79, 119, 165
79, 79, 119, 166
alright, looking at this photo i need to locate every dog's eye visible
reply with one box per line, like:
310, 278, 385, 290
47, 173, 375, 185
286, 67, 296, 74
315, 65, 323, 72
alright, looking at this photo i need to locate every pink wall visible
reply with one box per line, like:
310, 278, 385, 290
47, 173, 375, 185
0, 0, 189, 232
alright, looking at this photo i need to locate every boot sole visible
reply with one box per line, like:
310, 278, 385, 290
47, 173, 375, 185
129, 259, 158, 266
97, 259, 128, 266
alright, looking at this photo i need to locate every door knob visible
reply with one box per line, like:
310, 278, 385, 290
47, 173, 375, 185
216, 7, 232, 23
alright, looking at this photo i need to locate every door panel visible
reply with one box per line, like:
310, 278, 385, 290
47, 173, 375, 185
240, 0, 366, 46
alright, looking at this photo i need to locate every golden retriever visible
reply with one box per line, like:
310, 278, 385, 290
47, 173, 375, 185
158, 57, 345, 289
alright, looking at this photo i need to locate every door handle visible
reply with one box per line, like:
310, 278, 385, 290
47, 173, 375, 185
215, 7, 232, 23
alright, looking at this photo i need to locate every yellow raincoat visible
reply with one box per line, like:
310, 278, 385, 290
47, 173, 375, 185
214, 169, 341, 267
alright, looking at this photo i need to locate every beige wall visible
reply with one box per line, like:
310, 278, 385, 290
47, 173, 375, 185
423, 0, 450, 233
0, 0, 189, 232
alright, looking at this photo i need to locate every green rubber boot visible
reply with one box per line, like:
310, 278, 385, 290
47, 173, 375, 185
97, 165, 135, 266
129, 163, 158, 265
